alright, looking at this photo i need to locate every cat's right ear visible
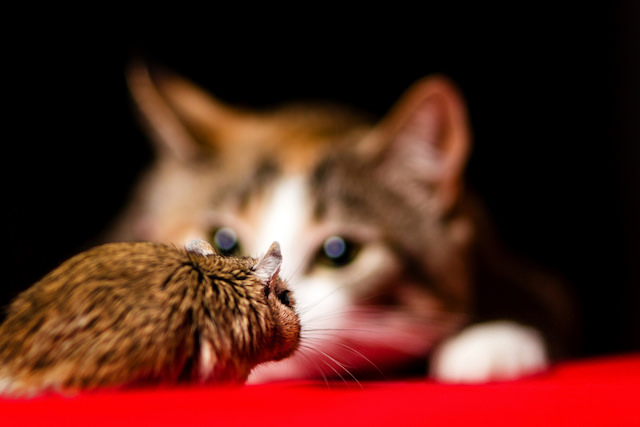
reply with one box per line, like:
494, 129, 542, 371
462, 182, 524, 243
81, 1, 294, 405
126, 62, 244, 162
363, 76, 471, 213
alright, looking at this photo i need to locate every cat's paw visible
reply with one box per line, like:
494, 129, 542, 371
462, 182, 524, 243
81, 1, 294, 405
430, 321, 547, 383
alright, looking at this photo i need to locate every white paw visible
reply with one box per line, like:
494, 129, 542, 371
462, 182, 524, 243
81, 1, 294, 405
430, 321, 548, 383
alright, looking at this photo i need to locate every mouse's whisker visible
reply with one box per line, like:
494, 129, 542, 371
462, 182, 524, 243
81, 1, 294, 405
300, 334, 384, 378
300, 344, 346, 384
299, 343, 363, 389
296, 345, 330, 387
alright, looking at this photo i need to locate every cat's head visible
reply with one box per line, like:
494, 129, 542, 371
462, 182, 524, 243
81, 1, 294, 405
115, 63, 475, 381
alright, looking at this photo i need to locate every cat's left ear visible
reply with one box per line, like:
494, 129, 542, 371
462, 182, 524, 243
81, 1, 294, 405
366, 76, 471, 213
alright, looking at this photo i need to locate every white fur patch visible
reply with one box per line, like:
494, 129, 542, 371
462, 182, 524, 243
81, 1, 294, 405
252, 175, 311, 281
0, 377, 11, 394
199, 338, 215, 381
430, 321, 548, 383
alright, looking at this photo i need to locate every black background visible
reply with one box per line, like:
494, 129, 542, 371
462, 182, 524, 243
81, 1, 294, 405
3, 4, 639, 358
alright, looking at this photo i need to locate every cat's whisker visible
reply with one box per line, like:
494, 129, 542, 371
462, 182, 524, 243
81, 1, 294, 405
287, 248, 317, 280
296, 283, 352, 317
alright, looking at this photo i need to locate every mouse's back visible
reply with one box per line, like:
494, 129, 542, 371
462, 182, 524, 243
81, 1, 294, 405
0, 240, 299, 397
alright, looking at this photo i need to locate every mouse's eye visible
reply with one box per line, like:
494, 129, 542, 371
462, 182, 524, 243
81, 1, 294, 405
277, 289, 292, 308
210, 227, 241, 256
315, 235, 360, 268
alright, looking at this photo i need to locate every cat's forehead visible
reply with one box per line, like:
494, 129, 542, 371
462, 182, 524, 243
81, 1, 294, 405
220, 104, 373, 174
213, 148, 370, 226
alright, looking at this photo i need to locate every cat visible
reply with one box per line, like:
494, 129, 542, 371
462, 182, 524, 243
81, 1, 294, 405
108, 63, 575, 383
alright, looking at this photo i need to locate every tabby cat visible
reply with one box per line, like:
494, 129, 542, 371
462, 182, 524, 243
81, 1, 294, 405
109, 64, 574, 383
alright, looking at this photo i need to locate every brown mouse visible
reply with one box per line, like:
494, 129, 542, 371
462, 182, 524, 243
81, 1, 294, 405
0, 240, 299, 397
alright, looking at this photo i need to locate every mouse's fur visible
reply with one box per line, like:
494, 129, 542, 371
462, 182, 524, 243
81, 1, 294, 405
0, 241, 299, 397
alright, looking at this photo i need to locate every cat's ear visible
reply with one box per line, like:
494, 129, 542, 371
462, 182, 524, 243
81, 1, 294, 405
366, 76, 471, 213
254, 242, 283, 286
126, 62, 245, 162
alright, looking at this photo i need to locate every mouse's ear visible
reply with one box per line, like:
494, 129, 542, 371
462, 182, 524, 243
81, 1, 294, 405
254, 242, 282, 285
186, 239, 215, 256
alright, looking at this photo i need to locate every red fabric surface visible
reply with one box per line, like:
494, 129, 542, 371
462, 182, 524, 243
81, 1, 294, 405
2, 354, 638, 426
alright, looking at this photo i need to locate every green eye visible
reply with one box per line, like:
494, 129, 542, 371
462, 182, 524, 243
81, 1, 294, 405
211, 227, 241, 256
316, 236, 360, 268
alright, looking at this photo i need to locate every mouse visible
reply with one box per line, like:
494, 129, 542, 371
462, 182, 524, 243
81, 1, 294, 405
0, 240, 299, 397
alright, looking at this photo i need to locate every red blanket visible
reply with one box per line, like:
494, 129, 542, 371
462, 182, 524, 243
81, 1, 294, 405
2, 354, 638, 426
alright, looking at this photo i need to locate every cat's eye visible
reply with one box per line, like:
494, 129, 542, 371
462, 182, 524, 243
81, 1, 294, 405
316, 236, 360, 268
210, 227, 241, 256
